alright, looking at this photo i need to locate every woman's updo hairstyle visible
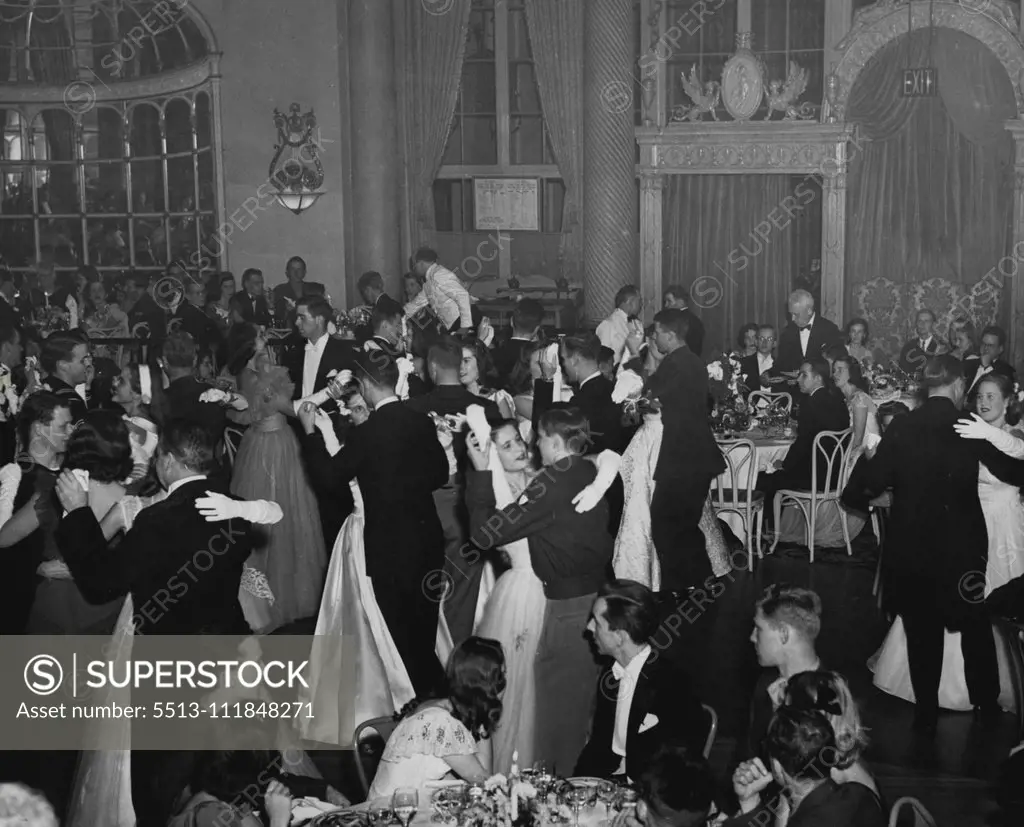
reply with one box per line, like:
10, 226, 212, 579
782, 670, 868, 769
64, 410, 134, 483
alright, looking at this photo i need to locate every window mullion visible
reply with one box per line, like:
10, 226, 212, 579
495, 0, 510, 169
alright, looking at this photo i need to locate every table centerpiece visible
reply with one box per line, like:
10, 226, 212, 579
707, 355, 750, 435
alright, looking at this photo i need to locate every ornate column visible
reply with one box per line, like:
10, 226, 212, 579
1005, 121, 1024, 369
583, 0, 639, 323
639, 173, 663, 324
348, 0, 402, 298
820, 137, 848, 326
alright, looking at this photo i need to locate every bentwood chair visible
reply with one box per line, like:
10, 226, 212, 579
354, 715, 400, 797
747, 390, 793, 414
712, 438, 764, 570
887, 797, 937, 827
701, 703, 718, 760
771, 428, 853, 562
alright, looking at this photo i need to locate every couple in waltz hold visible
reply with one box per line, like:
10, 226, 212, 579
301, 376, 618, 778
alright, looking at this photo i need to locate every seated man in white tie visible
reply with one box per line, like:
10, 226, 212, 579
575, 579, 708, 781
966, 325, 1017, 393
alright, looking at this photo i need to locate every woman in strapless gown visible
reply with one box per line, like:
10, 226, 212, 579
230, 358, 327, 631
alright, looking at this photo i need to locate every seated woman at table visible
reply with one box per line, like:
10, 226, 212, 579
844, 318, 875, 369
947, 315, 979, 363
368, 637, 505, 800
831, 356, 880, 461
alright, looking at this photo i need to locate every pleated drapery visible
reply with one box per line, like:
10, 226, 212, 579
404, 0, 474, 247
845, 27, 1015, 305
523, 0, 584, 282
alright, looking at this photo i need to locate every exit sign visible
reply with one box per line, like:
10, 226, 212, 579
902, 68, 937, 97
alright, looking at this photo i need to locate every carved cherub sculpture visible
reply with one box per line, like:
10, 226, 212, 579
674, 65, 720, 122
765, 61, 814, 120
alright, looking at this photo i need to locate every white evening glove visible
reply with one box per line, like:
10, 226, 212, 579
954, 414, 1024, 458
611, 369, 644, 404
293, 369, 353, 415
478, 316, 495, 348
195, 491, 284, 524
395, 356, 415, 401
465, 404, 492, 454
0, 463, 22, 528
314, 409, 342, 457
572, 450, 622, 513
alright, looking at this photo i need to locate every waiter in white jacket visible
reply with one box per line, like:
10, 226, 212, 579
411, 247, 474, 333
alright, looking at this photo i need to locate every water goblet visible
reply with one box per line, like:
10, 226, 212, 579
597, 780, 616, 814
566, 787, 590, 827
392, 788, 419, 827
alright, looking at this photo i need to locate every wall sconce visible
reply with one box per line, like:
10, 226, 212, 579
269, 103, 325, 215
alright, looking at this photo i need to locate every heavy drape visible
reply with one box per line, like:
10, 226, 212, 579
663, 175, 798, 358
523, 0, 584, 282
845, 27, 1015, 307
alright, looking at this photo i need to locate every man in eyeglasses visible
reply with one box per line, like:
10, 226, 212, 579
738, 324, 781, 395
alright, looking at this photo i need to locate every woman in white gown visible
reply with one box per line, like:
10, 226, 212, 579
872, 374, 1024, 711
297, 388, 417, 747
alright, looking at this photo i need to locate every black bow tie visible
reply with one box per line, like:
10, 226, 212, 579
798, 325, 811, 332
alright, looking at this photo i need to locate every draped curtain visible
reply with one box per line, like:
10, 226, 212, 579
523, 0, 583, 282
846, 27, 1015, 309
404, 0, 473, 247
663, 175, 796, 358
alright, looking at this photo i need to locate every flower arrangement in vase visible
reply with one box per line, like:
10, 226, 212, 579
707, 355, 750, 434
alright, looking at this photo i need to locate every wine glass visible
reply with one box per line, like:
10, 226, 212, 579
565, 787, 590, 827
597, 780, 616, 814
392, 788, 419, 827
368, 802, 394, 826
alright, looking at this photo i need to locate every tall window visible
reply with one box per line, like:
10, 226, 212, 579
434, 0, 563, 286
0, 0, 219, 278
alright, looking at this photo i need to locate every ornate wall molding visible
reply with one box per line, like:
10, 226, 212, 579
834, 0, 1024, 113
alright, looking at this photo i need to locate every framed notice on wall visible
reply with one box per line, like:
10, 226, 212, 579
474, 177, 540, 231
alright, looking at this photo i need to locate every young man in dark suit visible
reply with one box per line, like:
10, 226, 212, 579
898, 308, 940, 376
662, 284, 705, 358
126, 271, 168, 346
775, 290, 844, 385
272, 255, 326, 327
965, 325, 1017, 393
161, 331, 228, 448
576, 579, 708, 780
40, 330, 91, 425
358, 270, 403, 318
299, 349, 449, 696
466, 406, 611, 777
406, 337, 499, 647
757, 357, 849, 502
173, 276, 221, 352
233, 267, 273, 327
54, 420, 258, 826
843, 354, 1024, 734
646, 309, 725, 596
492, 298, 543, 386
558, 333, 626, 454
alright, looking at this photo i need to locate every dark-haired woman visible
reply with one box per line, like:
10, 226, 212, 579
111, 363, 162, 484
460, 340, 515, 420
873, 373, 1024, 711
4, 407, 129, 634
367, 637, 505, 799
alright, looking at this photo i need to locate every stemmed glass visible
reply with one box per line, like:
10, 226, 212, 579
565, 787, 591, 827
597, 780, 616, 815
392, 788, 419, 827
368, 802, 394, 826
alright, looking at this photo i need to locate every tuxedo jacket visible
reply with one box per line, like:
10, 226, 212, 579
173, 301, 221, 350
678, 307, 705, 358
575, 653, 708, 780
164, 375, 228, 444
127, 292, 167, 342
776, 316, 843, 374
646, 347, 724, 483
775, 386, 850, 490
492, 336, 532, 387
234, 291, 273, 327
738, 352, 779, 394
43, 375, 88, 424
272, 281, 326, 325
301, 401, 449, 581
965, 357, 1016, 391
843, 397, 1024, 624
286, 336, 359, 402
533, 374, 625, 455
56, 478, 254, 634
898, 336, 941, 376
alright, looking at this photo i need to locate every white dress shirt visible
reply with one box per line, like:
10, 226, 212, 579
424, 263, 473, 330
580, 371, 602, 389
302, 333, 329, 398
375, 396, 400, 411
597, 308, 637, 366
798, 315, 816, 357
167, 474, 207, 496
612, 644, 652, 773
757, 352, 774, 390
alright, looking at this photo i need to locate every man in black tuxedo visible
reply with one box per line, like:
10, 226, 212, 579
126, 272, 167, 347
40, 330, 91, 424
54, 420, 257, 826
300, 349, 449, 696
662, 284, 705, 358
843, 355, 1024, 734
406, 337, 499, 647
757, 357, 849, 502
576, 580, 708, 780
647, 309, 725, 596
775, 290, 843, 387
738, 324, 781, 396
492, 298, 543, 386
161, 331, 228, 448
173, 276, 221, 352
898, 308, 941, 377
558, 333, 626, 454
358, 270, 403, 318
466, 406, 611, 777
272, 255, 326, 327
233, 268, 273, 327
965, 325, 1016, 393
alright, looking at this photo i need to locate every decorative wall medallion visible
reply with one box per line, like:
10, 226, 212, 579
721, 32, 764, 121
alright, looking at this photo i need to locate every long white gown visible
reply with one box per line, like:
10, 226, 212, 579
872, 426, 1024, 711
297, 481, 416, 746
613, 412, 732, 587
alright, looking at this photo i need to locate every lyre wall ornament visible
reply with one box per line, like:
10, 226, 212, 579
269, 103, 326, 214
